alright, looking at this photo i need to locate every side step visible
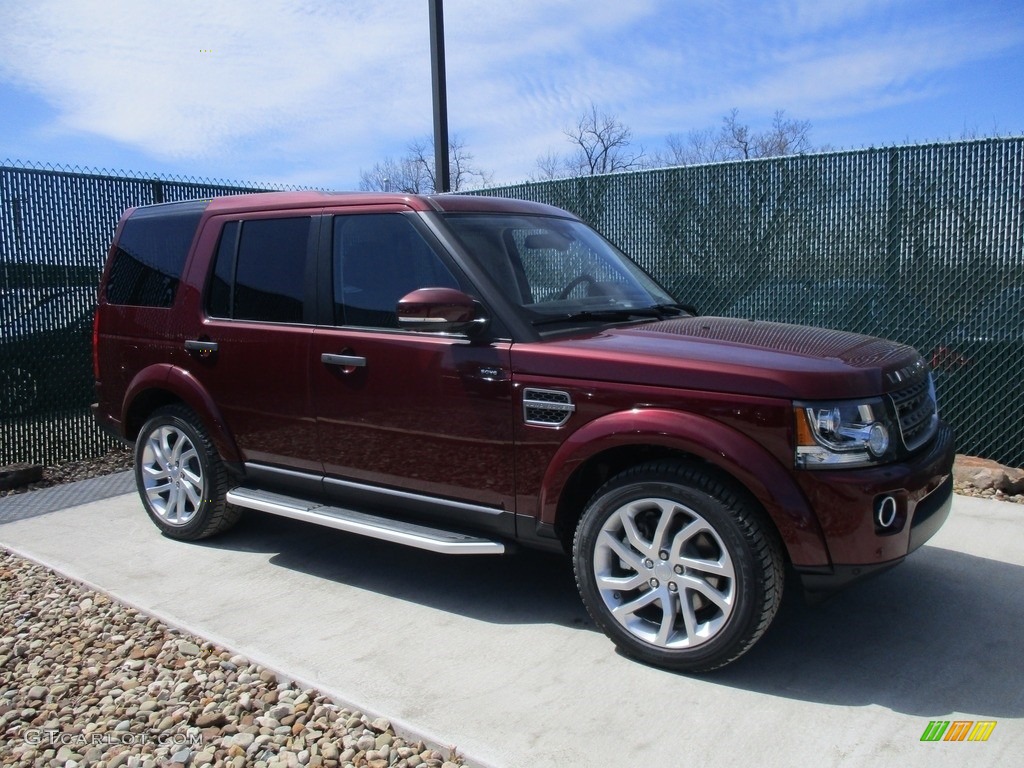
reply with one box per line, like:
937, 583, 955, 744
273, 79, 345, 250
225, 486, 506, 555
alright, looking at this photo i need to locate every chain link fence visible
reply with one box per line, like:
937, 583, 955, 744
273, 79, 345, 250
477, 139, 1024, 467
0, 161, 296, 466
2, 140, 1022, 467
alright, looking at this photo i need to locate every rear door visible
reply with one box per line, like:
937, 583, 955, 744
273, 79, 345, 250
184, 212, 321, 472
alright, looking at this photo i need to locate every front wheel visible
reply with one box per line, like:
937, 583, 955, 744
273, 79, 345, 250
134, 405, 239, 540
573, 461, 784, 672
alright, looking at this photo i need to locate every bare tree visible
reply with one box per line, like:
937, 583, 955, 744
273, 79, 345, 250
358, 155, 430, 194
536, 103, 646, 178
406, 135, 493, 192
533, 150, 566, 181
660, 127, 730, 166
658, 109, 817, 166
743, 110, 814, 157
359, 135, 491, 193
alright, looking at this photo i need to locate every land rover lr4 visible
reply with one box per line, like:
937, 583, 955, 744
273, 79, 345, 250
93, 192, 954, 672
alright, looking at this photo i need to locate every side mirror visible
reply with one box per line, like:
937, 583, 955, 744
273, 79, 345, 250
397, 288, 489, 335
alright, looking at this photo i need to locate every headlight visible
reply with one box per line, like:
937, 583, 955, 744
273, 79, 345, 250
794, 397, 895, 469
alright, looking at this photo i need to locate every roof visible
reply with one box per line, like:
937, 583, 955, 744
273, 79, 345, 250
128, 191, 576, 219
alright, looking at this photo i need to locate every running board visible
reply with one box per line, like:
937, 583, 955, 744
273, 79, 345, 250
226, 486, 506, 555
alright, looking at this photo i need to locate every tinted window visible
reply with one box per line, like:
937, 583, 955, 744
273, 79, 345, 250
333, 214, 458, 328
106, 202, 206, 307
206, 221, 238, 318
232, 218, 311, 323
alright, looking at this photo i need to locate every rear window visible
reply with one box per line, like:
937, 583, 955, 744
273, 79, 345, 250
105, 201, 207, 307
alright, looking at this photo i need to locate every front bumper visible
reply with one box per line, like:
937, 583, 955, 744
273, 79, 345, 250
798, 474, 952, 596
795, 421, 955, 596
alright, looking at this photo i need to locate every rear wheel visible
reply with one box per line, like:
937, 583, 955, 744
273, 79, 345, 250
573, 461, 783, 672
134, 405, 239, 540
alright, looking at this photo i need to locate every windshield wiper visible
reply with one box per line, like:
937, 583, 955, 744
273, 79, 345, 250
532, 304, 692, 327
654, 303, 697, 317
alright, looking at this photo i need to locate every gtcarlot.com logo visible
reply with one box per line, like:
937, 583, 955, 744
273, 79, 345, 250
920, 720, 997, 742
24, 730, 202, 749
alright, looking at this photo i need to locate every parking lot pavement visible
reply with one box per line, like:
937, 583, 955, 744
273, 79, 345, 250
1, 480, 1021, 768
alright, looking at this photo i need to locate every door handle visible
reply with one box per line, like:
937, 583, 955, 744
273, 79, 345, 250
321, 353, 367, 368
184, 339, 218, 355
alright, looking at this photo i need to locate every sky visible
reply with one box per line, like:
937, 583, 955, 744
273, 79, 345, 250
0, 0, 1022, 190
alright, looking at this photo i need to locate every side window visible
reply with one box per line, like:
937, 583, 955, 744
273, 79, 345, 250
235, 218, 309, 323
106, 204, 205, 307
333, 214, 459, 328
206, 221, 238, 318
205, 218, 311, 323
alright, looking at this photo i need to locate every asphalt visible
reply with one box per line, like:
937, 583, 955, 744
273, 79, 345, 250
1, 474, 1021, 768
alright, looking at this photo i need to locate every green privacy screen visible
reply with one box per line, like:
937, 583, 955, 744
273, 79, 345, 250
2, 139, 1022, 467
0, 162, 290, 466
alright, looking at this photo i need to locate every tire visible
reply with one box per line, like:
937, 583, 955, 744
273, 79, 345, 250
134, 405, 240, 540
573, 460, 784, 672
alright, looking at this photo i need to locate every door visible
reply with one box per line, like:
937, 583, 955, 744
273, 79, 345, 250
186, 214, 320, 471
311, 212, 516, 524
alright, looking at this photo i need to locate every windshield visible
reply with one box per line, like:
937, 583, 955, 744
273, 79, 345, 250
439, 213, 679, 326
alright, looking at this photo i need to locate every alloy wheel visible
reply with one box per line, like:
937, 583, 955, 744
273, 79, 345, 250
139, 424, 205, 526
593, 497, 737, 649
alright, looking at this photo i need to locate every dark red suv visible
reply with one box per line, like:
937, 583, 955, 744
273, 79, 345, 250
93, 191, 954, 671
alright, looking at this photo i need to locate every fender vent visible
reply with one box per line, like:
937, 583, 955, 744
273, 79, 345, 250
523, 388, 575, 428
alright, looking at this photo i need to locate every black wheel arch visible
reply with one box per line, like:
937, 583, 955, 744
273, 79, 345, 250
553, 446, 784, 562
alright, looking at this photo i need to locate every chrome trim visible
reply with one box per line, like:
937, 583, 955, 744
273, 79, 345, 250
398, 315, 450, 325
523, 388, 575, 428
242, 462, 507, 518
243, 463, 316, 482
885, 357, 928, 385
876, 496, 898, 528
323, 476, 506, 516
321, 353, 367, 367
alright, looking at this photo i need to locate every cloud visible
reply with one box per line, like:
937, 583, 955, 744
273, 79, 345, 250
729, 14, 1022, 119
0, 0, 667, 184
623, 1, 1024, 140
0, 0, 1021, 187
0, 1, 431, 161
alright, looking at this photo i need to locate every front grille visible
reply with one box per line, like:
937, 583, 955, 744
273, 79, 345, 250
523, 388, 575, 427
890, 374, 939, 452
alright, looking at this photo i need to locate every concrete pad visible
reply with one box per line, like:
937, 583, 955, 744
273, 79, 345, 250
1, 489, 1021, 767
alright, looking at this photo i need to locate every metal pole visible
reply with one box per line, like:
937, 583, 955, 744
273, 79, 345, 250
429, 0, 450, 193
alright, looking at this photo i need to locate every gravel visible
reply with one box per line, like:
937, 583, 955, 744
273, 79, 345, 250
953, 483, 1024, 504
1, 449, 467, 767
0, 549, 465, 768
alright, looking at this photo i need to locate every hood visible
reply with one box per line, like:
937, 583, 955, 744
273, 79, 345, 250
514, 316, 926, 400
